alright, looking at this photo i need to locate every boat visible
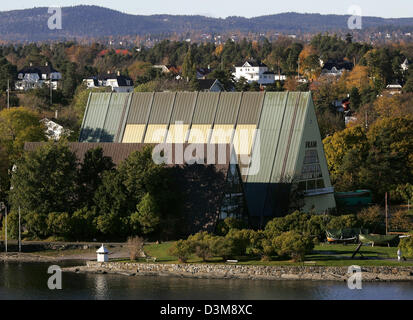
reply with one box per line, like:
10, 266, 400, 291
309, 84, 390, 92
335, 190, 372, 207
359, 234, 399, 245
326, 230, 358, 243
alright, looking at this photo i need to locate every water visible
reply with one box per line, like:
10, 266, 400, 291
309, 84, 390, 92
1, 261, 413, 300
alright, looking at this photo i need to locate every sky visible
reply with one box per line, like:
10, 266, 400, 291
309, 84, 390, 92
1, 0, 413, 19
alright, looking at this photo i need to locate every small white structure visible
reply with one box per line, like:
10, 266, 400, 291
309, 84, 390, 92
398, 249, 402, 262
96, 244, 109, 262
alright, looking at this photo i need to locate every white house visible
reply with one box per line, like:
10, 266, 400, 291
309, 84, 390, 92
85, 72, 134, 93
15, 62, 62, 91
321, 60, 354, 77
233, 61, 277, 85
40, 118, 72, 141
401, 58, 410, 72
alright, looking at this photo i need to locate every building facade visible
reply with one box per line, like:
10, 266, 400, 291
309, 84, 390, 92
79, 91, 336, 228
233, 61, 276, 85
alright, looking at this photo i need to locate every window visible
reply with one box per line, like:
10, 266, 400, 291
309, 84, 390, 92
298, 149, 324, 191
219, 165, 246, 220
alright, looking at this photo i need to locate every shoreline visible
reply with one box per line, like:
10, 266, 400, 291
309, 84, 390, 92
62, 261, 413, 282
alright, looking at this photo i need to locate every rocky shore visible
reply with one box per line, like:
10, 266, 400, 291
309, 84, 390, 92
62, 261, 413, 282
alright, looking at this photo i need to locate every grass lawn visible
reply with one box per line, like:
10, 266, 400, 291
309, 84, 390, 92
140, 242, 413, 267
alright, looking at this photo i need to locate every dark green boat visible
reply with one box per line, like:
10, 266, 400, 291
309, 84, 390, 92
359, 234, 398, 245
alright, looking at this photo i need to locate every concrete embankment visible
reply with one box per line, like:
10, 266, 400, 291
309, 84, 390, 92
62, 261, 413, 282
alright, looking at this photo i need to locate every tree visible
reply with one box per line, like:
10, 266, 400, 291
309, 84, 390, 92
131, 193, 161, 235
77, 147, 115, 208
390, 211, 413, 232
0, 57, 17, 92
9, 140, 77, 215
357, 206, 384, 233
208, 69, 234, 91
182, 47, 196, 82
298, 45, 321, 80
93, 170, 130, 237
0, 107, 46, 162
46, 212, 71, 238
349, 87, 361, 111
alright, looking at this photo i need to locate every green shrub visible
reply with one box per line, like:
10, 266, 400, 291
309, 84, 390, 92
224, 229, 252, 257
249, 230, 275, 261
187, 231, 214, 261
168, 240, 193, 263
326, 214, 359, 231
399, 236, 413, 258
273, 231, 314, 262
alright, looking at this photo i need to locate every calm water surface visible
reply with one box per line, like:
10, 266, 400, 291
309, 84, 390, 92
1, 261, 413, 300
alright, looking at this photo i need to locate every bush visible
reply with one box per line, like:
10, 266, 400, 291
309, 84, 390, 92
399, 236, 413, 258
273, 231, 314, 262
126, 236, 144, 261
265, 211, 308, 238
265, 211, 324, 239
168, 240, 193, 263
188, 231, 215, 262
224, 229, 252, 257
326, 214, 359, 231
249, 230, 275, 261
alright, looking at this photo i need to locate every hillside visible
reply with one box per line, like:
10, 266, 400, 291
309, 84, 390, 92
1, 5, 413, 41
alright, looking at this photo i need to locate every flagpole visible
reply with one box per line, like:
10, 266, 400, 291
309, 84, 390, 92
18, 206, 21, 253
5, 206, 7, 253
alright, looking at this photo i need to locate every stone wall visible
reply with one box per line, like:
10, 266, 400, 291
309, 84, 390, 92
84, 261, 413, 281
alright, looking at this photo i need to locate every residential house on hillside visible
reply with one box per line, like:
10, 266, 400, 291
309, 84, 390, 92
153, 64, 182, 79
196, 67, 213, 79
384, 83, 403, 95
84, 72, 134, 93
321, 60, 354, 77
401, 58, 410, 72
40, 118, 72, 140
15, 62, 62, 91
233, 60, 277, 85
197, 79, 222, 92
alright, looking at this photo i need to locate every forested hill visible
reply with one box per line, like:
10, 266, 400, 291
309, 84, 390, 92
1, 5, 413, 41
